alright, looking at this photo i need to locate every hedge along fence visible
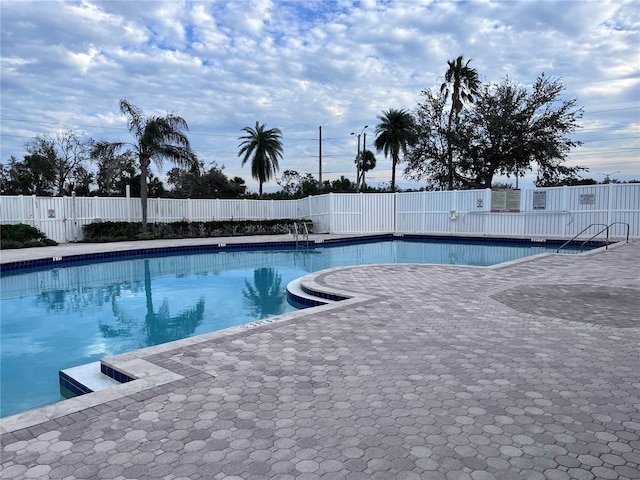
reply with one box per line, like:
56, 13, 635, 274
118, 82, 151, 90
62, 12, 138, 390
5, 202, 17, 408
81, 219, 311, 242
0, 223, 58, 249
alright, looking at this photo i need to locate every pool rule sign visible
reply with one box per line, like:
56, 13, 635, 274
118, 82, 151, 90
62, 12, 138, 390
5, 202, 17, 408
491, 189, 521, 212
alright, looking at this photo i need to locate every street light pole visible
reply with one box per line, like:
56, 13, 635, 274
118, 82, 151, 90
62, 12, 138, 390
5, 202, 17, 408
350, 125, 368, 192
596, 171, 620, 184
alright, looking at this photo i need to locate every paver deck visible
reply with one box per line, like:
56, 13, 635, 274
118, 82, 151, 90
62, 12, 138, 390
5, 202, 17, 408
1, 237, 639, 479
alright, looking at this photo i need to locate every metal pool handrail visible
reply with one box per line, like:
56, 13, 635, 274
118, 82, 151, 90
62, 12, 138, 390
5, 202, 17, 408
557, 222, 630, 253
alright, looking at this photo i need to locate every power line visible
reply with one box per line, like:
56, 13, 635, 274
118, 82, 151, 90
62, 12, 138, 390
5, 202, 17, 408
580, 136, 639, 143
584, 106, 639, 114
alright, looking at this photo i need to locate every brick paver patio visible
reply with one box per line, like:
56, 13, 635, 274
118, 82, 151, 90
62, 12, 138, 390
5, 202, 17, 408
1, 238, 639, 479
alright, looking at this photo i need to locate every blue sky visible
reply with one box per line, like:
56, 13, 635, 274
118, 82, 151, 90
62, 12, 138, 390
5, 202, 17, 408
1, 0, 639, 193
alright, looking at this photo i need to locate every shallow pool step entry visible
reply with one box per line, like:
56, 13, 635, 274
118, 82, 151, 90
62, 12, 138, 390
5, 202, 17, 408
286, 277, 350, 309
58, 279, 345, 399
59, 362, 127, 399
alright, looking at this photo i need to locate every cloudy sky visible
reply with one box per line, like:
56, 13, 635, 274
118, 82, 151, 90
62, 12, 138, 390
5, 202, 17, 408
1, 0, 639, 193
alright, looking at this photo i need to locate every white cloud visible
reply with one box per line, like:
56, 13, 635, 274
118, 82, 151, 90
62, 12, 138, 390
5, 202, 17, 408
1, 0, 638, 189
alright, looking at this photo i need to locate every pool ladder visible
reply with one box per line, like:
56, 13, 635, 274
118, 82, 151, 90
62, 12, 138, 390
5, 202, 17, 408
293, 222, 310, 249
556, 222, 630, 253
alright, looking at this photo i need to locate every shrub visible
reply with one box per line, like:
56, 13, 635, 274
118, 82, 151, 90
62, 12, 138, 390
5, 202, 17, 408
0, 223, 58, 249
82, 219, 311, 242
81, 222, 142, 241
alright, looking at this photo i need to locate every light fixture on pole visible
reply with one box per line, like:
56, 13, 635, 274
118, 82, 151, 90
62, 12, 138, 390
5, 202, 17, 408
350, 125, 368, 192
596, 171, 620, 184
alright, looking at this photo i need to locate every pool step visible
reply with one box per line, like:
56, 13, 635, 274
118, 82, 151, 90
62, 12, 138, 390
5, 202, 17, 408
286, 278, 337, 308
286, 278, 350, 309
59, 362, 122, 398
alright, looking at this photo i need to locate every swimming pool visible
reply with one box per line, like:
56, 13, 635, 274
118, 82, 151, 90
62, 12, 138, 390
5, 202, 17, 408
0, 236, 591, 417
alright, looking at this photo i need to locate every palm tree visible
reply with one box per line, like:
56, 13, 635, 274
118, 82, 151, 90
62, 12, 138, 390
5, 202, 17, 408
358, 149, 377, 189
238, 121, 283, 197
93, 99, 198, 232
440, 55, 480, 190
242, 268, 286, 319
142, 260, 204, 346
373, 109, 417, 192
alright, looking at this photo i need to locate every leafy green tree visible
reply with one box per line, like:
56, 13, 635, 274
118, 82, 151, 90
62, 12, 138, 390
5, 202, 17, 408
276, 170, 324, 198
440, 55, 480, 190
373, 108, 418, 192
67, 165, 94, 196
329, 175, 358, 193
238, 121, 283, 197
407, 75, 584, 190
404, 89, 451, 189
94, 150, 136, 196
1, 130, 93, 195
25, 130, 94, 196
0, 153, 56, 195
93, 99, 198, 231
166, 161, 246, 198
458, 75, 585, 188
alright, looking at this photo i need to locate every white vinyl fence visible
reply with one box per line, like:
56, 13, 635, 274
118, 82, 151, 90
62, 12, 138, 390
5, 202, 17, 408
1, 183, 638, 243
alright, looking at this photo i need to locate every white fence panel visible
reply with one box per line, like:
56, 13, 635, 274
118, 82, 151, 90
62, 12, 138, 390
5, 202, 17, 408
1, 183, 638, 243
267, 200, 299, 219
396, 192, 425, 232
330, 194, 363, 233
1, 195, 36, 223
307, 195, 331, 233
296, 197, 311, 220
189, 199, 215, 221
361, 194, 395, 233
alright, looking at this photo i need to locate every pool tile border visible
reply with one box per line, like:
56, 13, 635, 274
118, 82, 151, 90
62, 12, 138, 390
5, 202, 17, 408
0, 233, 607, 275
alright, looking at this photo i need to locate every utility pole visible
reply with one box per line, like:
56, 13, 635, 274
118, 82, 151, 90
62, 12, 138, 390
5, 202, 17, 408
360, 132, 367, 190
318, 126, 322, 187
351, 125, 368, 193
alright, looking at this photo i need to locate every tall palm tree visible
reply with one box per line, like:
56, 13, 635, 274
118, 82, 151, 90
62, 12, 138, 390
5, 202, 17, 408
242, 268, 285, 319
358, 149, 377, 189
238, 121, 283, 197
373, 109, 417, 192
440, 55, 480, 190
93, 99, 198, 232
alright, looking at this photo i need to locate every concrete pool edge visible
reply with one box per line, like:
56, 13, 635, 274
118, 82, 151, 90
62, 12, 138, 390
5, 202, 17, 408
0, 235, 622, 431
0, 292, 376, 434
2, 241, 638, 479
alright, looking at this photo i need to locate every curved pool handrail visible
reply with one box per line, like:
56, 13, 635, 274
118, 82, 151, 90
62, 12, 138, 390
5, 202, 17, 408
558, 222, 631, 253
556, 223, 608, 253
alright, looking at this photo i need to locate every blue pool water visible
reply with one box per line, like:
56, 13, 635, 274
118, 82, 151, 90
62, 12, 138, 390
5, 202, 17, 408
0, 238, 585, 417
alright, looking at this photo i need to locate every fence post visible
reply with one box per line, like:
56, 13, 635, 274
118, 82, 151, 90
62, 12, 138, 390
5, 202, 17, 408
32, 195, 41, 232
329, 193, 334, 234
420, 191, 425, 233
484, 188, 491, 235
359, 193, 364, 234
393, 192, 397, 233
18, 194, 25, 224
450, 190, 459, 234
71, 192, 78, 242
606, 183, 614, 226
561, 185, 568, 212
